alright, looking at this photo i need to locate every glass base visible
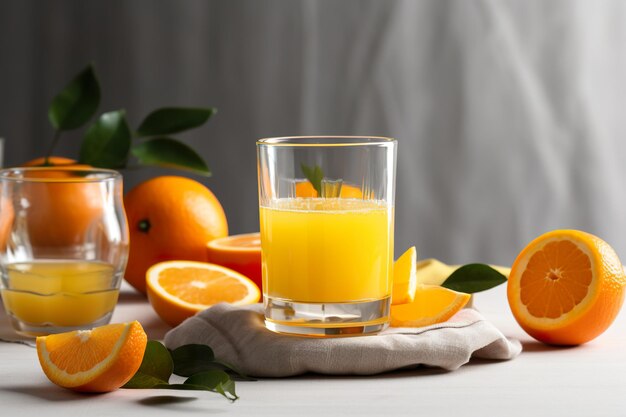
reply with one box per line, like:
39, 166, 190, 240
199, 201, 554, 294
6, 311, 114, 337
264, 296, 390, 337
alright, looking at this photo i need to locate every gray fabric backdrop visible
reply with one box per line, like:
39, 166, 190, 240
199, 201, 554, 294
2, 0, 626, 265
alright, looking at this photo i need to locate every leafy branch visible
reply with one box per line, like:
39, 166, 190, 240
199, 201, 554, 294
123, 340, 252, 401
44, 64, 214, 176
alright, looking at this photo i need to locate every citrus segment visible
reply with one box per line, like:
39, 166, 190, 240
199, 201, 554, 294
390, 285, 471, 327
206, 232, 262, 290
36, 321, 147, 392
392, 246, 417, 305
507, 229, 626, 345
146, 260, 261, 327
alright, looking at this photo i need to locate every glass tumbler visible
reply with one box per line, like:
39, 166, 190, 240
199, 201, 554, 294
0, 167, 129, 336
257, 136, 397, 336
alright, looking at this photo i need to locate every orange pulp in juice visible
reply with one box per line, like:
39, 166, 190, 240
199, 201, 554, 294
260, 198, 393, 303
1, 260, 118, 327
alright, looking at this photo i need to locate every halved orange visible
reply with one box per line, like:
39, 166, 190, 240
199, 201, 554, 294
507, 229, 626, 345
390, 285, 471, 327
206, 233, 262, 290
392, 246, 417, 305
36, 321, 147, 392
146, 260, 261, 327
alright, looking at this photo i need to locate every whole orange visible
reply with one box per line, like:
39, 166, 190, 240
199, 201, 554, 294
124, 176, 228, 294
18, 158, 103, 247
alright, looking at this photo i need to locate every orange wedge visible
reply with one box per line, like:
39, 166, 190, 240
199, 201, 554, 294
390, 285, 471, 327
508, 229, 626, 345
206, 232, 262, 290
36, 321, 147, 392
146, 260, 261, 327
392, 246, 417, 305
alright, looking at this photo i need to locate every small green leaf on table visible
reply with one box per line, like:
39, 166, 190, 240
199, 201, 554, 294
301, 163, 324, 196
124, 340, 173, 388
185, 370, 239, 401
170, 344, 215, 376
441, 263, 507, 294
154, 380, 237, 402
171, 344, 254, 381
124, 341, 243, 402
78, 110, 131, 168
131, 137, 211, 176
48, 64, 100, 131
137, 107, 216, 136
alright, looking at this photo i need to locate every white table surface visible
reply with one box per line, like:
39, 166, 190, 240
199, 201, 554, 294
1, 282, 625, 417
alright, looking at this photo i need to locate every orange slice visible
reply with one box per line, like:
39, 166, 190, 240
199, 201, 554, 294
294, 181, 363, 198
390, 285, 471, 327
36, 321, 147, 392
146, 260, 261, 327
508, 229, 626, 345
206, 233, 262, 290
392, 246, 417, 305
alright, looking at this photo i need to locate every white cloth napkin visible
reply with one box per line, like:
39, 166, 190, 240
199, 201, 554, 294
164, 303, 521, 377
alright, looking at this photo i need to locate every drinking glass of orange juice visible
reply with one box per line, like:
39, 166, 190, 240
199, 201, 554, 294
257, 136, 397, 336
0, 167, 129, 336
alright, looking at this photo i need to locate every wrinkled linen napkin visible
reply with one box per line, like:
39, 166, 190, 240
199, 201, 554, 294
164, 303, 521, 377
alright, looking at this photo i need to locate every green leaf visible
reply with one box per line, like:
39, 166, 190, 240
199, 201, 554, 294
185, 370, 230, 388
131, 137, 210, 175
170, 344, 215, 377
123, 373, 169, 389
79, 110, 131, 168
185, 370, 238, 401
154, 381, 238, 401
48, 64, 100, 131
170, 345, 253, 380
123, 340, 173, 388
441, 264, 507, 294
124, 342, 239, 402
136, 107, 216, 136
215, 380, 238, 401
301, 163, 323, 196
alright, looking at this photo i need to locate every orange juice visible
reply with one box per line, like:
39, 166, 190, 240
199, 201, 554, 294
260, 198, 393, 303
1, 260, 118, 328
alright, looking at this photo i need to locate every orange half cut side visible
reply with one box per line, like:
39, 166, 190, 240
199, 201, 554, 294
507, 229, 626, 345
146, 260, 261, 327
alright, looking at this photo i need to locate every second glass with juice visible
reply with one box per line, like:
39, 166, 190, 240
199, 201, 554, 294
258, 136, 397, 337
